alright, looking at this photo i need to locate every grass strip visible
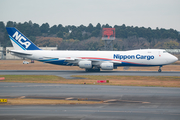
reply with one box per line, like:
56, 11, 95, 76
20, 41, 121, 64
72, 75, 180, 87
0, 75, 180, 87
0, 75, 66, 83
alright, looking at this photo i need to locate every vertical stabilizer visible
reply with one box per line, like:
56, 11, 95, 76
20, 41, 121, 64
6, 27, 41, 50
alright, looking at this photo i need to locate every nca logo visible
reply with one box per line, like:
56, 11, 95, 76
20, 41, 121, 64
13, 31, 31, 49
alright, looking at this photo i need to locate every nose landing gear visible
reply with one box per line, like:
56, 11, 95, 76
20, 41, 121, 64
158, 66, 162, 72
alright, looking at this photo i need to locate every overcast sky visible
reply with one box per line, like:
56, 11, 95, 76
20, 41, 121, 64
1, 0, 180, 31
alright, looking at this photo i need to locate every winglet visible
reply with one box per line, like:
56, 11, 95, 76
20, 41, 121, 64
6, 27, 41, 50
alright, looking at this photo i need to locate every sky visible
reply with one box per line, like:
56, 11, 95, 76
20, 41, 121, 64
0, 0, 180, 31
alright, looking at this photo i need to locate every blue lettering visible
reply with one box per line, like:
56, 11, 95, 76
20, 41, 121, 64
113, 54, 135, 60
136, 54, 154, 60
119, 55, 124, 60
147, 56, 151, 60
151, 56, 154, 59
136, 54, 140, 59
113, 54, 119, 59
114, 54, 154, 60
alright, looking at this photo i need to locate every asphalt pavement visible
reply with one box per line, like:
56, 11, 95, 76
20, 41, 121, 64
0, 83, 180, 120
0, 70, 180, 79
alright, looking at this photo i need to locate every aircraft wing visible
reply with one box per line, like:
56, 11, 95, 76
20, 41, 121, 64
43, 57, 122, 65
64, 57, 122, 66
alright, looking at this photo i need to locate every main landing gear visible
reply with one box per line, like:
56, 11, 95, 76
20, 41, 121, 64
158, 66, 162, 72
85, 68, 100, 72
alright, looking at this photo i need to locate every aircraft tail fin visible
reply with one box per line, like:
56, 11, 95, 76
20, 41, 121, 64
6, 27, 41, 50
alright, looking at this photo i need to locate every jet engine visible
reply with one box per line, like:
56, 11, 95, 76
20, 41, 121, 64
100, 62, 113, 70
78, 61, 92, 69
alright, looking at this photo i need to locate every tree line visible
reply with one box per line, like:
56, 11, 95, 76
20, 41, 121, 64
0, 21, 180, 49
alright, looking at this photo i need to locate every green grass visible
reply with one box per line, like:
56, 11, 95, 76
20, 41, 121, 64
72, 75, 180, 87
0, 75, 66, 83
72, 75, 180, 81
1, 75, 180, 87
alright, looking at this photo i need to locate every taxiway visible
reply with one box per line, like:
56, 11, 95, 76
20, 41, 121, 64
0, 70, 180, 79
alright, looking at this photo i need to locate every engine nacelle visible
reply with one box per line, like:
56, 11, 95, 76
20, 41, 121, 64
100, 63, 113, 70
78, 61, 92, 69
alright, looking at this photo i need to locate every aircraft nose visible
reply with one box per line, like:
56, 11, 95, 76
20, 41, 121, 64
172, 56, 178, 63
174, 56, 178, 61
167, 54, 178, 64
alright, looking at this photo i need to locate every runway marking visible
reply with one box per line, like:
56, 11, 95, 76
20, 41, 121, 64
18, 96, 25, 99
65, 97, 74, 100
103, 99, 150, 104
103, 99, 117, 102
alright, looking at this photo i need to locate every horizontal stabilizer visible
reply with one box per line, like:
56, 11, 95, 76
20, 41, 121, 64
10, 51, 32, 56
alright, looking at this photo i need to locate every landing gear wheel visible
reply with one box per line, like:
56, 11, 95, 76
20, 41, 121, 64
158, 69, 161, 72
158, 66, 162, 72
85, 68, 100, 72
95, 68, 100, 72
85, 69, 89, 72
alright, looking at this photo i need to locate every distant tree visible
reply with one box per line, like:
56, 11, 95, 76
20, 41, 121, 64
96, 23, 101, 30
57, 24, 64, 31
28, 20, 33, 26
163, 40, 179, 49
178, 35, 180, 42
6, 21, 14, 27
0, 21, 5, 32
78, 24, 86, 31
90, 23, 101, 37
40, 23, 49, 33
102, 24, 112, 28
91, 29, 100, 37
29, 36, 36, 43
49, 25, 58, 34
57, 31, 63, 38
68, 25, 76, 31
32, 23, 41, 36
0, 22, 5, 47
57, 24, 67, 38
86, 23, 94, 32
114, 25, 127, 38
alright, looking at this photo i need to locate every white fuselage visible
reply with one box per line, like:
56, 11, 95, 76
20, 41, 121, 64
11, 49, 178, 67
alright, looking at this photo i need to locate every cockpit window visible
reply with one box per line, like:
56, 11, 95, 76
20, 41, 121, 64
163, 51, 167, 53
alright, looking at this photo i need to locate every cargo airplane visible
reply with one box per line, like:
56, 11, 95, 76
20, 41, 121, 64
6, 27, 178, 72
